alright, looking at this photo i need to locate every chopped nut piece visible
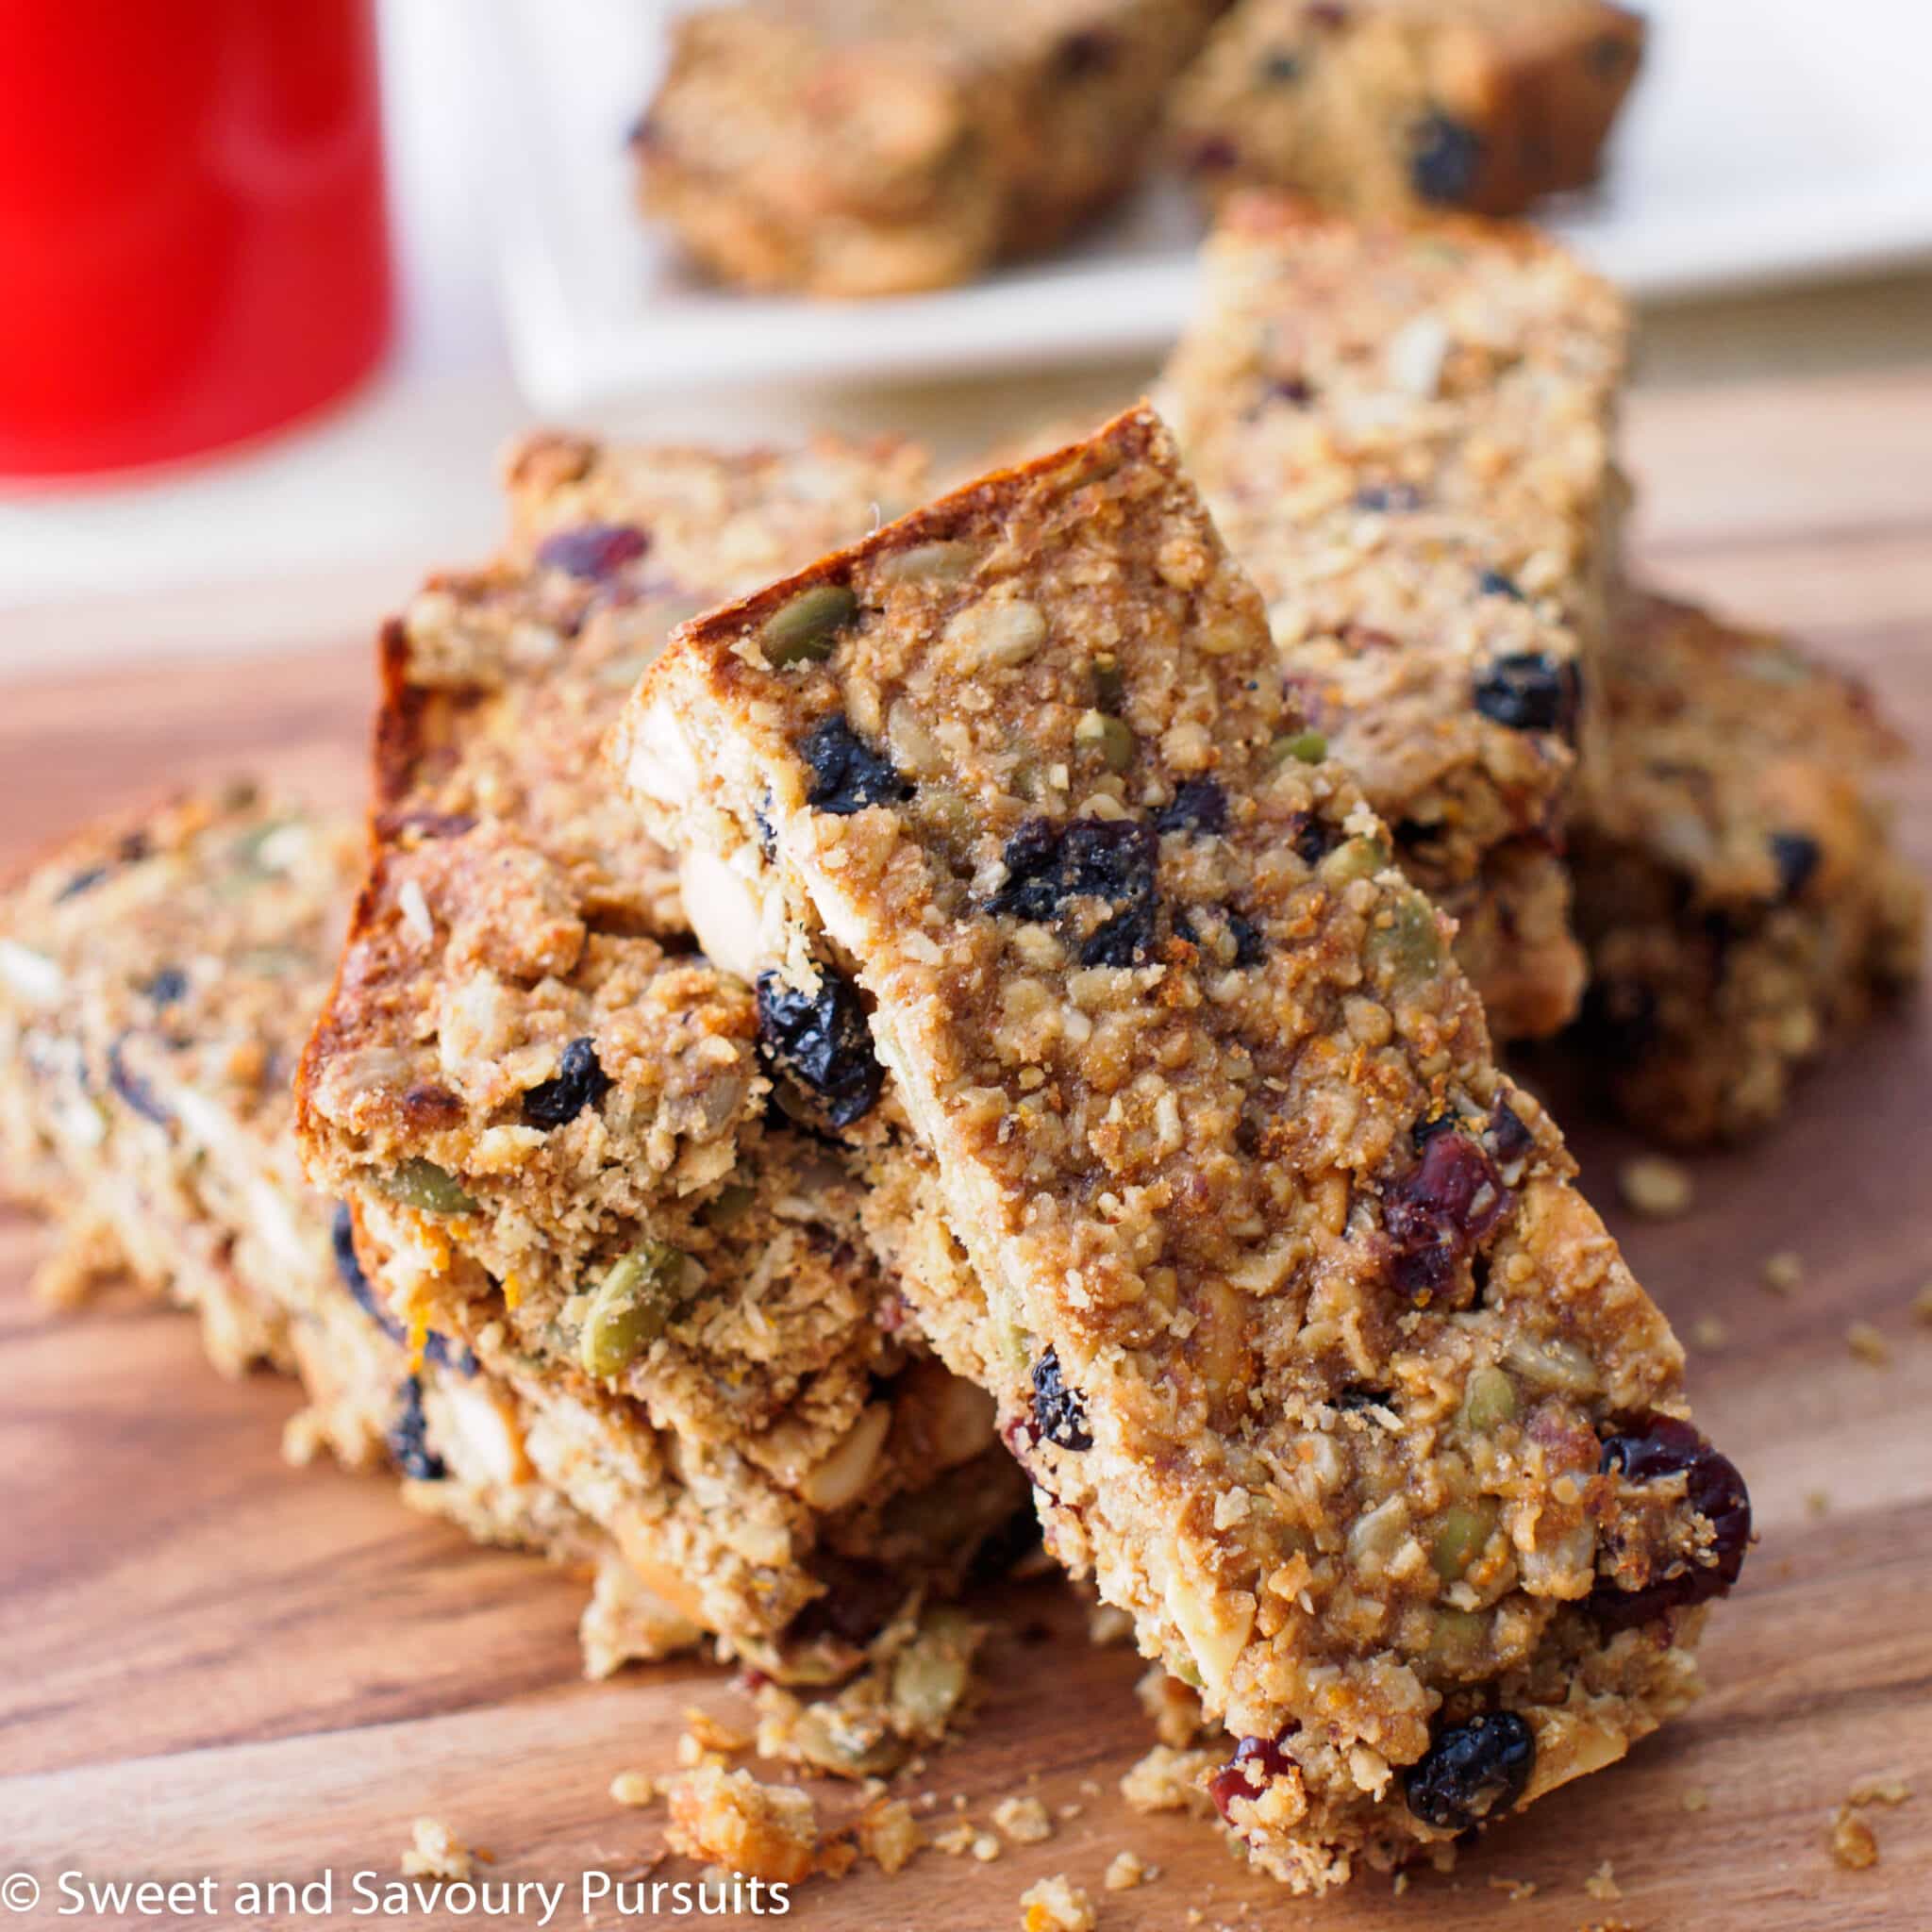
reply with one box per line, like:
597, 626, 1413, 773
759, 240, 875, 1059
401, 1817, 474, 1881
1846, 1321, 1892, 1367
685, 1707, 753, 1754
1846, 1771, 1911, 1807
1829, 1805, 1880, 1871
664, 1763, 821, 1886
992, 1795, 1055, 1845
1020, 1874, 1097, 1932
1618, 1154, 1694, 1219
1761, 1251, 1804, 1294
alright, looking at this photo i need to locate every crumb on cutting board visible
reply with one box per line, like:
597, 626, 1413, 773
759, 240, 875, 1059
1618, 1153, 1694, 1218
401, 1817, 475, 1880
1829, 1804, 1881, 1870
1121, 1745, 1218, 1817
1020, 1874, 1096, 1932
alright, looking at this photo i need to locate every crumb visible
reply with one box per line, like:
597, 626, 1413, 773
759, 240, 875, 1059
1391, 1871, 1409, 1895
1105, 1851, 1150, 1891
1488, 1874, 1537, 1901
856, 1797, 924, 1875
1680, 1785, 1709, 1812
1846, 1320, 1891, 1366
1057, 1804, 1085, 1822
664, 1763, 821, 1886
1088, 1602, 1136, 1647
401, 1818, 474, 1881
1690, 1315, 1727, 1351
1912, 1282, 1932, 1324
993, 1795, 1054, 1845
1846, 1770, 1911, 1807
675, 1731, 725, 1770
1121, 1745, 1219, 1817
1020, 1874, 1096, 1932
1805, 1489, 1831, 1518
1585, 1860, 1622, 1902
1829, 1805, 1879, 1870
1619, 1153, 1694, 1219
1136, 1664, 1210, 1747
685, 1707, 752, 1754
972, 1834, 1002, 1863
1078, 1780, 1100, 1798
608, 1771, 660, 1808
934, 1821, 978, 1857
1762, 1251, 1804, 1293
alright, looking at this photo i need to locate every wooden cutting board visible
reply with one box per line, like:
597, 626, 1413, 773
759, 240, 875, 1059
3, 368, 1930, 1932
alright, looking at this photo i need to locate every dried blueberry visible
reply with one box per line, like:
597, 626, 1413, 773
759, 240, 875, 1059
1209, 1729, 1298, 1822
1334, 1384, 1394, 1412
1591, 1415, 1751, 1631
535, 523, 649, 580
107, 1035, 172, 1128
1270, 374, 1315, 406
1477, 568, 1524, 601
1153, 778, 1228, 836
985, 818, 1158, 923
387, 1376, 447, 1482
1226, 911, 1265, 967
522, 1037, 611, 1130
1769, 831, 1821, 902
1484, 1098, 1534, 1164
56, 866, 108, 902
1287, 812, 1337, 865
1474, 653, 1579, 735
142, 965, 189, 1006
1382, 1129, 1510, 1307
334, 1203, 403, 1342
754, 802, 776, 858
1409, 108, 1484, 206
1354, 482, 1425, 513
1405, 1711, 1533, 1831
756, 967, 883, 1128
801, 715, 912, 816
1080, 895, 1159, 968
1031, 1348, 1092, 1450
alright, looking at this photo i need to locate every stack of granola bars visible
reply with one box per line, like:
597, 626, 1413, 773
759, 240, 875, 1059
2, 197, 1919, 1895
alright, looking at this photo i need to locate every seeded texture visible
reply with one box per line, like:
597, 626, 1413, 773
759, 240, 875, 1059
1168, 0, 1646, 221
1572, 592, 1924, 1145
622, 405, 1733, 1893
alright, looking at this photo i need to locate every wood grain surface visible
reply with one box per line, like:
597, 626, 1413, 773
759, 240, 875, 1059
3, 368, 1929, 1932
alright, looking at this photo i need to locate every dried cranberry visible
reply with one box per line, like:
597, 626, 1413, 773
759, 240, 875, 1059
1271, 374, 1314, 406
1287, 812, 1337, 865
1591, 1415, 1751, 1631
800, 715, 912, 816
1209, 1729, 1297, 1822
1769, 831, 1821, 902
1153, 778, 1228, 836
1409, 108, 1484, 206
1080, 895, 1159, 968
1031, 1348, 1092, 1450
522, 1036, 612, 1129
1477, 569, 1524, 601
1405, 1711, 1533, 1831
388, 1376, 447, 1482
535, 523, 649, 580
986, 818, 1158, 923
1381, 1129, 1509, 1307
755, 967, 883, 1128
142, 965, 188, 1006
1182, 134, 1241, 175
1474, 653, 1579, 736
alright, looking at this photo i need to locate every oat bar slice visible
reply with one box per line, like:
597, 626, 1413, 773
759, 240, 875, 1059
1159, 195, 1631, 1036
0, 791, 625, 1607
1572, 591, 1924, 1144
1170, 0, 1645, 220
633, 0, 1226, 297
619, 406, 1748, 1890
299, 432, 1025, 1678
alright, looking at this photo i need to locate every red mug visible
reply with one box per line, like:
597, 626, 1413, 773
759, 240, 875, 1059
0, 0, 393, 480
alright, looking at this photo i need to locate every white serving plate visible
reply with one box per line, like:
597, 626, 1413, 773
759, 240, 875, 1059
479, 0, 1932, 412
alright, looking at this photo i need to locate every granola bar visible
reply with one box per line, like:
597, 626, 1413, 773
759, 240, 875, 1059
0, 790, 611, 1602
632, 0, 1226, 297
1170, 0, 1645, 220
1159, 194, 1631, 1036
1571, 592, 1924, 1144
298, 432, 1027, 1677
618, 407, 1747, 1891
